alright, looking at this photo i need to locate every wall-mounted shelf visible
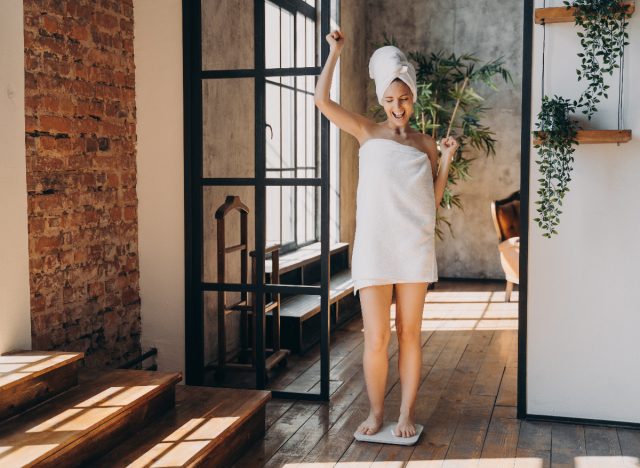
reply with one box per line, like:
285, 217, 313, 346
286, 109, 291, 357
535, 2, 635, 24
533, 129, 632, 145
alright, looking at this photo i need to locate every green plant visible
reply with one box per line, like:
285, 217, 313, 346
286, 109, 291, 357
372, 35, 512, 240
532, 0, 631, 238
532, 96, 579, 238
567, 0, 631, 118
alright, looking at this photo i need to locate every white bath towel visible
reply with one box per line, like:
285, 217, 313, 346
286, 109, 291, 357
351, 138, 438, 296
368, 45, 418, 105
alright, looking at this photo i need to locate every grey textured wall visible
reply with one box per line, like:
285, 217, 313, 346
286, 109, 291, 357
339, 0, 523, 279
339, 0, 369, 261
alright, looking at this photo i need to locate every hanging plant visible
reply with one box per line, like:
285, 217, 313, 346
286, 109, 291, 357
566, 0, 631, 118
532, 96, 579, 238
532, 0, 631, 237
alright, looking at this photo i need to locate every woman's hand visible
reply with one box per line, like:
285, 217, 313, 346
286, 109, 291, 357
326, 29, 344, 53
439, 136, 459, 159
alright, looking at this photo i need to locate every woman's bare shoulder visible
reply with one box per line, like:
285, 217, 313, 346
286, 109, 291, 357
418, 133, 437, 152
358, 121, 389, 145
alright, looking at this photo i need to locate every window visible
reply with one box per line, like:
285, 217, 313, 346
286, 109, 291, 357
265, 0, 323, 253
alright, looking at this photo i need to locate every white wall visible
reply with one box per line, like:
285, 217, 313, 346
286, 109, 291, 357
134, 0, 185, 376
528, 0, 640, 423
0, 0, 32, 353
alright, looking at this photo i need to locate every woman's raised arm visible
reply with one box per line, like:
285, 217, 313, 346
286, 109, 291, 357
432, 137, 459, 209
314, 30, 372, 142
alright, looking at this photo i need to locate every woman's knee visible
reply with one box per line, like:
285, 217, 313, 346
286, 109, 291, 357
396, 325, 421, 343
365, 329, 391, 353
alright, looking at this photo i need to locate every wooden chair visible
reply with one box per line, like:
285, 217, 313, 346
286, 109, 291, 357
214, 195, 288, 380
490, 190, 520, 302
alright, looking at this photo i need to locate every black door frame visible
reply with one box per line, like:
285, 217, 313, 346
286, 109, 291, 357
517, 0, 533, 420
183, 0, 333, 401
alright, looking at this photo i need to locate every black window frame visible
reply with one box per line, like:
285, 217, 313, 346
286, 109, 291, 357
183, 0, 333, 401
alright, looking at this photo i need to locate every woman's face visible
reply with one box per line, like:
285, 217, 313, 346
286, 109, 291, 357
382, 79, 414, 127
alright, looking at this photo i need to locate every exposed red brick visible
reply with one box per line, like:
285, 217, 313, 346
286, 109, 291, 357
24, 0, 140, 367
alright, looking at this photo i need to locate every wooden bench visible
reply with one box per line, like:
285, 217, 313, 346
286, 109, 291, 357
264, 242, 360, 353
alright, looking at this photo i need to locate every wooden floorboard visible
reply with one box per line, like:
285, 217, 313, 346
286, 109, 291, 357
233, 280, 640, 468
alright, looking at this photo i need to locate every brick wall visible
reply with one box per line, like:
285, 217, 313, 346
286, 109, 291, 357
23, 0, 141, 367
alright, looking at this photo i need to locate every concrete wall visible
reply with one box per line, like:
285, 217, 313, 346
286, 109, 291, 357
0, 0, 32, 353
527, 0, 640, 423
356, 0, 523, 280
134, 0, 185, 375
339, 0, 369, 260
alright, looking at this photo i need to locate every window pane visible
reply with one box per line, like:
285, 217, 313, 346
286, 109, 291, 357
282, 185, 295, 244
202, 78, 254, 178
265, 1, 280, 69
201, 0, 254, 71
295, 80, 306, 169
306, 92, 316, 174
306, 17, 316, 67
306, 186, 315, 243
296, 186, 305, 242
282, 77, 294, 170
202, 185, 255, 283
267, 186, 281, 245
281, 9, 294, 69
296, 13, 305, 68
266, 80, 281, 175
203, 291, 256, 389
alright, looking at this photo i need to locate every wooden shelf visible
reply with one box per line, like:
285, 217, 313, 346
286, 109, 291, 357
535, 1, 635, 24
533, 129, 632, 145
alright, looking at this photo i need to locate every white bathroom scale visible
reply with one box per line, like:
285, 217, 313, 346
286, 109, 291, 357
353, 422, 423, 446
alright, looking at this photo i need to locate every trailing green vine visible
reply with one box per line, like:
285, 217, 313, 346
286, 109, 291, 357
533, 0, 631, 238
532, 96, 579, 238
567, 0, 631, 118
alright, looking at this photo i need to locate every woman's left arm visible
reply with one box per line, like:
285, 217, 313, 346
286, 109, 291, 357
432, 137, 459, 209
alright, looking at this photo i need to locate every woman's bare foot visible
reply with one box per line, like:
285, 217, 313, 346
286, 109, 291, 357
393, 412, 416, 438
357, 411, 383, 435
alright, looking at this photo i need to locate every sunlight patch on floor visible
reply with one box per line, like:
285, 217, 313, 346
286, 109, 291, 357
383, 289, 518, 331
283, 456, 640, 467
0, 353, 78, 385
574, 456, 640, 467
0, 385, 160, 466
0, 444, 59, 466
127, 416, 239, 467
283, 458, 542, 468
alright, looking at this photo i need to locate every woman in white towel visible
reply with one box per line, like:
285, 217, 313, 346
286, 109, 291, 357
315, 29, 459, 439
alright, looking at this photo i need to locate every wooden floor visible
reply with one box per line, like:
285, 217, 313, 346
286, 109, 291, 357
233, 280, 640, 468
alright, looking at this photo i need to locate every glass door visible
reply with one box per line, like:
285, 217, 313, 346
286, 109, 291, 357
183, 0, 334, 401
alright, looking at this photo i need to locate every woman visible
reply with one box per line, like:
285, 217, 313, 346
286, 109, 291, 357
314, 30, 459, 438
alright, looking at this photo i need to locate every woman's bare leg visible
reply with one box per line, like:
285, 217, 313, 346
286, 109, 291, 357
393, 282, 428, 437
356, 284, 393, 435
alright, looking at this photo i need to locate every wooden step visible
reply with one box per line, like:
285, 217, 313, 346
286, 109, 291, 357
93, 385, 271, 467
0, 368, 181, 467
0, 351, 84, 421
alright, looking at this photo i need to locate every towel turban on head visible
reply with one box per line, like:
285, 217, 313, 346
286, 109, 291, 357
368, 45, 417, 106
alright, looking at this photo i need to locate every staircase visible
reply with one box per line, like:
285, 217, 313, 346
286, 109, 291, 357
0, 351, 271, 467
